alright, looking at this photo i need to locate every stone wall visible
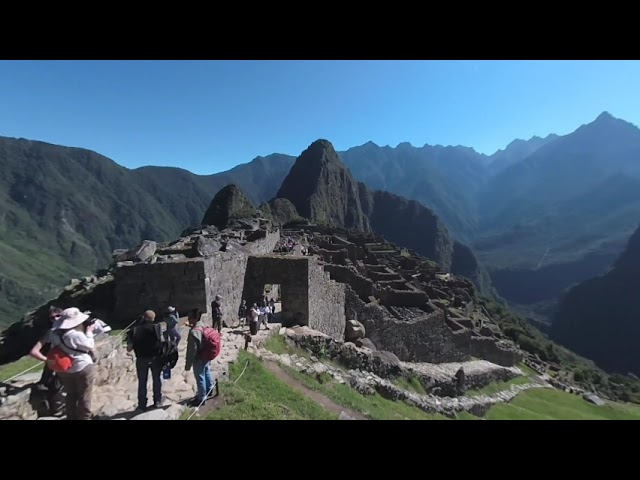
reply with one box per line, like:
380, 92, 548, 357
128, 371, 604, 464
468, 337, 522, 367
201, 229, 279, 327
315, 248, 348, 265
242, 255, 310, 327
115, 259, 207, 322
323, 264, 374, 300
378, 288, 429, 307
203, 252, 251, 327
345, 287, 469, 363
307, 259, 346, 341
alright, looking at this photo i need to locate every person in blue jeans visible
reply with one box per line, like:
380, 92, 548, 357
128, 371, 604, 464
127, 310, 164, 411
163, 306, 181, 345
184, 309, 216, 407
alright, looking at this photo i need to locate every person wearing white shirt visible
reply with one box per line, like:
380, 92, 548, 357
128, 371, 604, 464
50, 308, 98, 420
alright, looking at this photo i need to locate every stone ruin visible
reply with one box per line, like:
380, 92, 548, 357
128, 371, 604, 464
277, 224, 522, 367
0, 217, 521, 371
0, 215, 532, 419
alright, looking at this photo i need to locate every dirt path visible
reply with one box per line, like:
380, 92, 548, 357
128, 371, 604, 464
262, 360, 368, 420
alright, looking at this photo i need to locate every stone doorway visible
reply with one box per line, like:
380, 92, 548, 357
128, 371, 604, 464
241, 256, 310, 328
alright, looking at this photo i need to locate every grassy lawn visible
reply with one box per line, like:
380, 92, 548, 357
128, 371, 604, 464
266, 334, 445, 419
265, 335, 312, 360
263, 333, 640, 420
393, 374, 427, 395
0, 356, 42, 382
517, 362, 539, 376
282, 365, 448, 420
485, 387, 640, 420
190, 350, 336, 420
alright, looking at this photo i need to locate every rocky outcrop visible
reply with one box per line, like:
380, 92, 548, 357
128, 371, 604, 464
201, 184, 257, 230
345, 319, 366, 342
258, 198, 307, 226
366, 189, 454, 272
276, 139, 371, 232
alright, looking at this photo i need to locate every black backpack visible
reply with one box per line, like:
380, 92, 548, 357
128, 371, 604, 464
153, 324, 179, 369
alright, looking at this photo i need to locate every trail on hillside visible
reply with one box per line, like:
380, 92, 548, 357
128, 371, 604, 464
262, 360, 368, 420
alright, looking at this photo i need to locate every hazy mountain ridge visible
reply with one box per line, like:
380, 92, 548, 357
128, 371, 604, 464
551, 223, 640, 375
0, 137, 293, 326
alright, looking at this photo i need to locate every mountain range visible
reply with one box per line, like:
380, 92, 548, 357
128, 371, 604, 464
1, 111, 640, 375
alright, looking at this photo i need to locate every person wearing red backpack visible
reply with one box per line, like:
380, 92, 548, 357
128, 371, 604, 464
48, 307, 98, 420
184, 308, 221, 406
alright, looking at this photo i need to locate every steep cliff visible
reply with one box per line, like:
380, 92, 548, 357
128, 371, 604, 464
275, 139, 370, 232
551, 223, 640, 375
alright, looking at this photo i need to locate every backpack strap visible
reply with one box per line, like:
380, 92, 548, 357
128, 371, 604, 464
153, 324, 166, 357
57, 331, 91, 355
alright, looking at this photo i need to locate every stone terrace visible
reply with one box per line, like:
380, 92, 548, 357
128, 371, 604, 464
280, 225, 521, 367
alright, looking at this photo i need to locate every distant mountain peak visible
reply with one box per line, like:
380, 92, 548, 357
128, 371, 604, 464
201, 184, 257, 230
577, 110, 639, 136
275, 139, 370, 231
595, 111, 615, 122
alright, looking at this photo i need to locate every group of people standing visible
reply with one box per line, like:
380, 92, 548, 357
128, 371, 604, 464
27, 294, 226, 419
127, 295, 224, 411
238, 296, 276, 335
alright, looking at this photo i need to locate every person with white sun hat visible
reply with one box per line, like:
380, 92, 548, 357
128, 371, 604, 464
48, 307, 98, 420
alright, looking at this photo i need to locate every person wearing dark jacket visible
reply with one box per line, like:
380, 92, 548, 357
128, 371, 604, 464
211, 295, 223, 333
29, 306, 64, 416
127, 310, 164, 411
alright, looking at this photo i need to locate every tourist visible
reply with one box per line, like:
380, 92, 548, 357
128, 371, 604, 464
28, 306, 65, 417
127, 310, 164, 411
262, 304, 271, 330
269, 298, 276, 321
238, 300, 247, 327
184, 308, 216, 406
164, 306, 181, 345
50, 307, 98, 420
248, 303, 260, 335
211, 294, 223, 333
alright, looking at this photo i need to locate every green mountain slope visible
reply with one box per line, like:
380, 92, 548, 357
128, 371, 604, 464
0, 137, 293, 327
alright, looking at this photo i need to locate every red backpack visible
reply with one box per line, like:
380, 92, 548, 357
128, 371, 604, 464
194, 326, 222, 361
46, 346, 74, 373
46, 331, 89, 373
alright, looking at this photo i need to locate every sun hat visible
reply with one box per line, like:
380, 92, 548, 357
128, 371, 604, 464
166, 306, 176, 313
56, 307, 90, 330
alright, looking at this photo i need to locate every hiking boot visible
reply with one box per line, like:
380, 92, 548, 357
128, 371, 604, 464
153, 400, 163, 409
136, 405, 147, 413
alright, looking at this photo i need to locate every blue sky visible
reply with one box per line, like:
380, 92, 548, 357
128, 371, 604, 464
1, 60, 639, 175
